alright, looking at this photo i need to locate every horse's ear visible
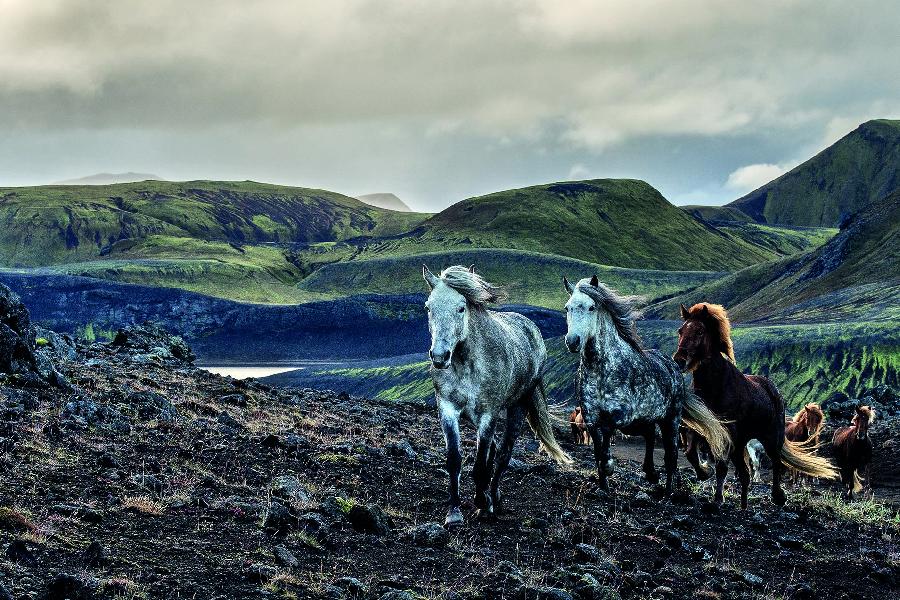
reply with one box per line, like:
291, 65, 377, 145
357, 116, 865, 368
680, 304, 690, 320
468, 264, 476, 274
700, 304, 709, 316
590, 275, 599, 287
563, 277, 574, 295
422, 265, 439, 290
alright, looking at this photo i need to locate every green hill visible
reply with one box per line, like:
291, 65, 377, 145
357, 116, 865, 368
0, 180, 428, 267
298, 248, 725, 309
365, 179, 819, 271
650, 190, 900, 323
728, 119, 900, 227
680, 205, 753, 222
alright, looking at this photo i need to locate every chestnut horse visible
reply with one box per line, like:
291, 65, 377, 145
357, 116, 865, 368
570, 407, 591, 445
673, 303, 837, 509
785, 403, 826, 484
786, 403, 826, 446
832, 405, 876, 501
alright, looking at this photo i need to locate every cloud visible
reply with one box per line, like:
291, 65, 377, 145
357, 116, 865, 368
0, 1, 898, 208
725, 163, 792, 193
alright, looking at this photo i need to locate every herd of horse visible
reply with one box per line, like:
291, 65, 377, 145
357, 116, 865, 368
421, 265, 877, 526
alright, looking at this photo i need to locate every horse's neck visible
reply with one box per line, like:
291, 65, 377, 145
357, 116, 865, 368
582, 313, 637, 378
692, 353, 733, 399
456, 309, 496, 360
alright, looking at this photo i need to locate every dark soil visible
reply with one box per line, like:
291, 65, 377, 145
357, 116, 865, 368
0, 330, 897, 599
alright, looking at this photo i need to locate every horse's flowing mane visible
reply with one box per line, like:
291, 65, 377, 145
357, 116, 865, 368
439, 266, 507, 307
688, 303, 735, 362
578, 281, 645, 353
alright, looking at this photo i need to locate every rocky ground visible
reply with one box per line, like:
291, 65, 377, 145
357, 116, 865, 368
1, 286, 898, 599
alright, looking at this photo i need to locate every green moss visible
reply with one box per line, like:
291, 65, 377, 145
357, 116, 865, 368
35, 337, 49, 346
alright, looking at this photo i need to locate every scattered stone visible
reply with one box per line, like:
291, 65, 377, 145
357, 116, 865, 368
264, 501, 296, 532
82, 541, 106, 567
377, 592, 414, 600
386, 440, 417, 460
111, 323, 195, 364
217, 411, 242, 430
575, 543, 602, 562
243, 563, 276, 583
273, 545, 299, 568
332, 577, 368, 598
271, 474, 309, 503
125, 390, 178, 421
523, 586, 572, 600
408, 522, 449, 547
44, 573, 96, 600
6, 539, 36, 565
742, 571, 764, 587
347, 503, 393, 535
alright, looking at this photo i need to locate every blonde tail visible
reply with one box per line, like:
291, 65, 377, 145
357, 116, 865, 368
527, 382, 573, 464
682, 392, 732, 462
781, 439, 839, 480
852, 471, 863, 493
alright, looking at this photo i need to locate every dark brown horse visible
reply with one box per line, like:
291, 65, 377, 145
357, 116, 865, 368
673, 303, 838, 509
569, 407, 591, 445
832, 405, 876, 501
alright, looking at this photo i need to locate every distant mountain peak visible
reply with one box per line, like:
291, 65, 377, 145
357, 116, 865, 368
355, 193, 412, 212
54, 172, 164, 185
727, 118, 900, 227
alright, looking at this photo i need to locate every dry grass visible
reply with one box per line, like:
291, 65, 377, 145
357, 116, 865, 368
121, 495, 166, 516
0, 506, 36, 532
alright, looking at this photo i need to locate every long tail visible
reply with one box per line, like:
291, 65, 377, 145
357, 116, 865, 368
526, 381, 573, 464
852, 471, 864, 493
781, 439, 839, 479
681, 392, 732, 462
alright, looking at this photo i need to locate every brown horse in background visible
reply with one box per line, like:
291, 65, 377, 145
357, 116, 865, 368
832, 405, 876, 502
786, 403, 826, 446
785, 403, 826, 484
569, 407, 591, 445
673, 303, 838, 509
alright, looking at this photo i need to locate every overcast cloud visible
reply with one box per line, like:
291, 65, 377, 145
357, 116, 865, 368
1, 0, 898, 210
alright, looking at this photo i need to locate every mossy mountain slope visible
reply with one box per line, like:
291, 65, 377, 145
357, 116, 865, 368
0, 180, 427, 266
651, 190, 900, 323
728, 119, 900, 227
382, 179, 789, 271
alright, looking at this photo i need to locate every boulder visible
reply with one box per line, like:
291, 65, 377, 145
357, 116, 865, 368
111, 323, 195, 364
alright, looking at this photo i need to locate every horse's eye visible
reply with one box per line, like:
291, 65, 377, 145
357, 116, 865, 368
588, 305, 595, 312
458, 307, 465, 313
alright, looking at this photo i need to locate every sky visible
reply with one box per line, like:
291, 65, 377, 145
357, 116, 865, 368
1, 1, 898, 212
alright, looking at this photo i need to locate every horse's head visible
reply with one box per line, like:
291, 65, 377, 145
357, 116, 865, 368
673, 303, 713, 372
853, 405, 876, 440
803, 403, 825, 432
563, 275, 600, 353
422, 264, 473, 369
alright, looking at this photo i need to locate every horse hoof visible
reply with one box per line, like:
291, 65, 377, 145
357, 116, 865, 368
644, 471, 660, 485
444, 508, 464, 528
772, 489, 787, 507
696, 465, 714, 482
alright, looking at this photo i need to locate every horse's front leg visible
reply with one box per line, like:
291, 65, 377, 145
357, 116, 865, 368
472, 414, 497, 518
439, 403, 464, 527
661, 420, 679, 493
591, 425, 613, 492
490, 404, 525, 514
684, 431, 713, 481
641, 424, 659, 485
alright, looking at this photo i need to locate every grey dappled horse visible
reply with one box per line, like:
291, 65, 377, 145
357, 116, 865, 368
564, 276, 730, 494
423, 264, 571, 527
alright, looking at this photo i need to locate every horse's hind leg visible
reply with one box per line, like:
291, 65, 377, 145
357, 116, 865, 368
731, 446, 751, 510
591, 425, 614, 492
661, 420, 679, 493
642, 424, 659, 485
684, 431, 713, 481
439, 405, 464, 527
472, 415, 497, 517
490, 405, 525, 514
714, 458, 729, 505
761, 435, 787, 506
